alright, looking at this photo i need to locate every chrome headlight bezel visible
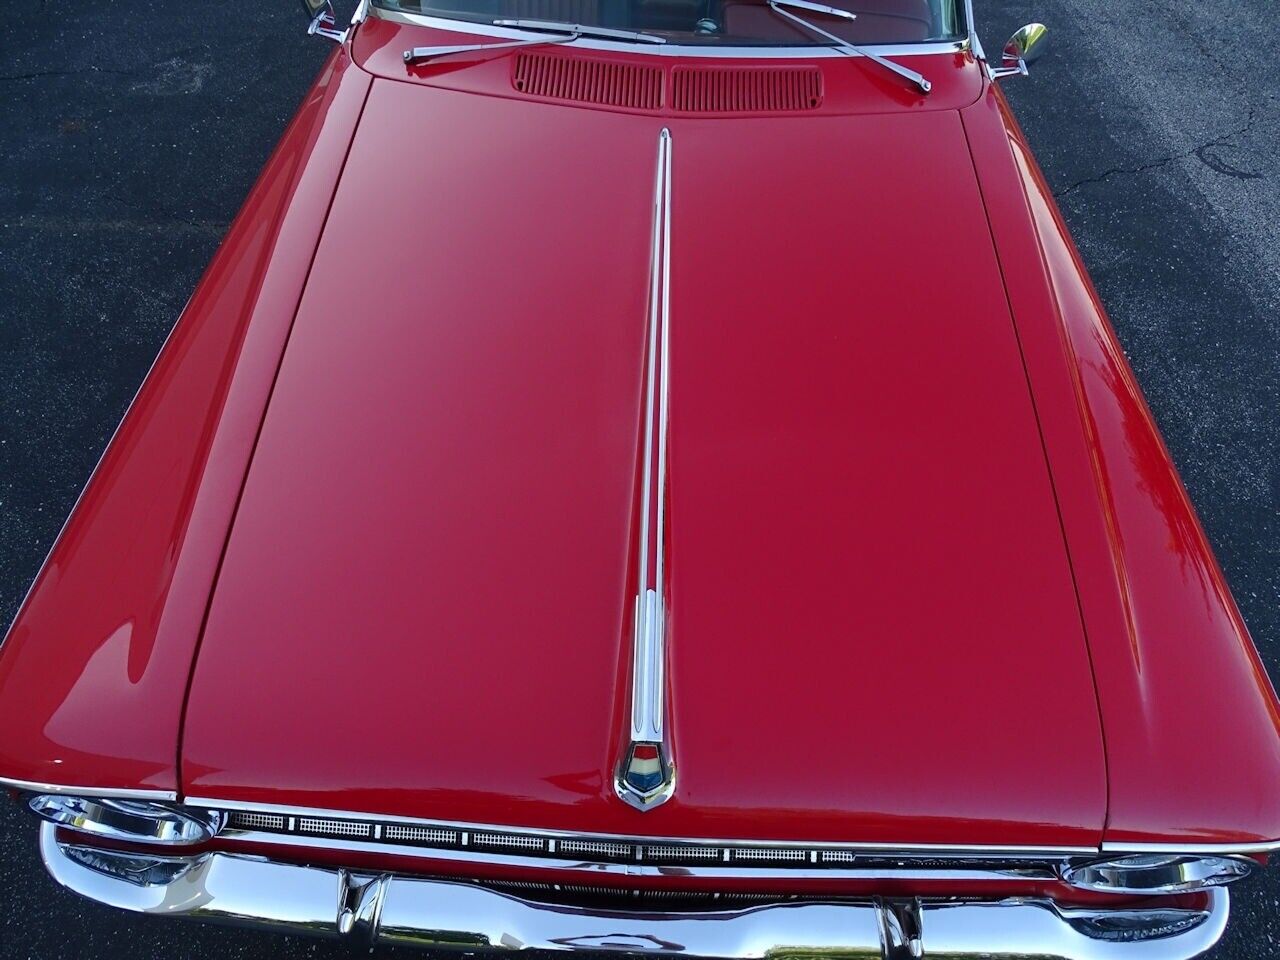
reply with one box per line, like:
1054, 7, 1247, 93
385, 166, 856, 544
28, 794, 225, 846
1060, 853, 1258, 894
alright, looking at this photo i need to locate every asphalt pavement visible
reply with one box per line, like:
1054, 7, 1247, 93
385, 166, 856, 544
1, 1, 1277, 956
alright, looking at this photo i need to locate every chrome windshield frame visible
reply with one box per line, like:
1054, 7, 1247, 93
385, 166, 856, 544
369, 6, 970, 59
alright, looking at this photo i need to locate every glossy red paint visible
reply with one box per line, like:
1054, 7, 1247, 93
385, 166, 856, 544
962, 88, 1280, 847
0, 50, 370, 793
2, 10, 1277, 861
180, 62, 1104, 846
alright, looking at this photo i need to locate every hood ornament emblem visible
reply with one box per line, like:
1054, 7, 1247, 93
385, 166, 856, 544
621, 740, 671, 799
616, 129, 676, 813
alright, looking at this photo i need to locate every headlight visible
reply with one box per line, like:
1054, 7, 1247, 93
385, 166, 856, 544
28, 795, 224, 846
1061, 854, 1257, 894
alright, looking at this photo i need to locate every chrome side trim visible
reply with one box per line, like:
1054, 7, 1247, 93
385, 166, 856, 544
41, 824, 1232, 960
0, 776, 177, 802
185, 796, 1100, 855
370, 8, 969, 59
1102, 839, 1280, 856
617, 128, 676, 813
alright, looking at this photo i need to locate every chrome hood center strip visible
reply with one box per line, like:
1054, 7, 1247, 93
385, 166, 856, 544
617, 128, 676, 813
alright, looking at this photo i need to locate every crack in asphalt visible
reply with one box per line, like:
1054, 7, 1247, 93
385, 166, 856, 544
0, 48, 213, 84
2, 215, 228, 235
1053, 108, 1264, 197
103, 192, 227, 234
0, 65, 138, 82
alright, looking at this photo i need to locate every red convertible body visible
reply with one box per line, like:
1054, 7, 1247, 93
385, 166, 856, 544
2, 1, 1277, 957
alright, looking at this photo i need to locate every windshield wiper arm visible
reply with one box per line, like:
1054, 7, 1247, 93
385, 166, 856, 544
494, 19, 666, 44
766, 0, 931, 94
404, 18, 665, 64
405, 31, 579, 64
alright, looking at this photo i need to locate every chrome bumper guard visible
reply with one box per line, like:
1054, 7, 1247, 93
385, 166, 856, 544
41, 824, 1228, 959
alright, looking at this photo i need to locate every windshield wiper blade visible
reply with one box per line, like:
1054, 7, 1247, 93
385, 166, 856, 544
404, 18, 665, 64
767, 0, 931, 94
494, 19, 667, 44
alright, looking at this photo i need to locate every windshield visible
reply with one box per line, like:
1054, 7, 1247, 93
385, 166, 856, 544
373, 0, 965, 47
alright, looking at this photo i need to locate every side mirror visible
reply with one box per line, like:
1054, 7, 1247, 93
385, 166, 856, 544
300, 0, 347, 43
989, 23, 1048, 80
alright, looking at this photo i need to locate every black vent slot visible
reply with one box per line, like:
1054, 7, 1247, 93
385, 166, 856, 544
671, 66, 823, 113
513, 53, 665, 110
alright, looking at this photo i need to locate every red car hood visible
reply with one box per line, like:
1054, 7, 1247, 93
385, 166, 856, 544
181, 77, 1106, 846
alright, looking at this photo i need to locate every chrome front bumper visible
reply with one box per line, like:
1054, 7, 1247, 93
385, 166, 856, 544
41, 824, 1228, 959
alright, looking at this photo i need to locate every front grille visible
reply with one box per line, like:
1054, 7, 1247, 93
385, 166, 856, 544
223, 812, 1062, 877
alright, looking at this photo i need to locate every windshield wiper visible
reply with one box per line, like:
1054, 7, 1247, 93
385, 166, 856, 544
495, 19, 666, 44
404, 18, 664, 64
766, 0, 931, 94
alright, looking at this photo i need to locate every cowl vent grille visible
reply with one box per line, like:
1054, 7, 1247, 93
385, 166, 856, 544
671, 66, 823, 113
513, 53, 664, 110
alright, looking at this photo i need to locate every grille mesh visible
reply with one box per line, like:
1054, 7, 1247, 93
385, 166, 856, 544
513, 53, 664, 110
671, 66, 823, 113
558, 838, 634, 859
472, 831, 547, 852
384, 824, 460, 845
297, 817, 371, 838
645, 845, 724, 861
229, 811, 286, 831
733, 847, 810, 862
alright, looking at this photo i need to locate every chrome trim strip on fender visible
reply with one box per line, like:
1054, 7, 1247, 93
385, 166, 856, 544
41, 824, 1232, 960
0, 776, 178, 802
370, 8, 970, 59
617, 128, 675, 813
1101, 840, 1280, 856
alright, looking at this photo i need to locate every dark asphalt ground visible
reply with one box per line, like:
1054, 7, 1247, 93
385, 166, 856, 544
1, 1, 1277, 956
